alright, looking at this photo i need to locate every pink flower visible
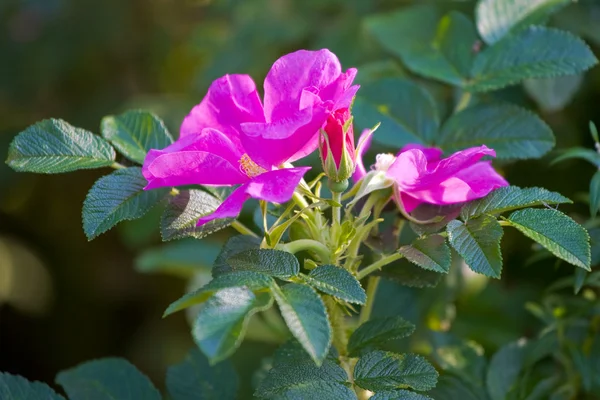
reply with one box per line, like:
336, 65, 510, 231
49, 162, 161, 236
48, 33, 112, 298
353, 142, 508, 212
142, 49, 358, 226
388, 144, 508, 212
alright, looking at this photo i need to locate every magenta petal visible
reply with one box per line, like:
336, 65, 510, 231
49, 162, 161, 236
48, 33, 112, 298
197, 184, 250, 227
399, 144, 443, 162
398, 161, 508, 208
246, 167, 311, 203
263, 49, 343, 121
180, 74, 265, 140
399, 192, 423, 213
241, 106, 328, 168
144, 151, 248, 189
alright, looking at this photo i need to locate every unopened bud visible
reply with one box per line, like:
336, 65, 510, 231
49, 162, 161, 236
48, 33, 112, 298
319, 108, 356, 182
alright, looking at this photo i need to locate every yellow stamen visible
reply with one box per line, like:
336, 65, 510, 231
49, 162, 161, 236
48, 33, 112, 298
239, 154, 266, 178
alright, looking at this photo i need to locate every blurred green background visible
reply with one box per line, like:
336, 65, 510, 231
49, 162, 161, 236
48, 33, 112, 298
1, 0, 600, 397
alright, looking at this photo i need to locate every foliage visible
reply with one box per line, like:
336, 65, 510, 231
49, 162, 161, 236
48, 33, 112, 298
2, 0, 600, 399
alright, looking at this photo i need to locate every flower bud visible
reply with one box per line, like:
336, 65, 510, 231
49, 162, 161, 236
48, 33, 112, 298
319, 108, 356, 182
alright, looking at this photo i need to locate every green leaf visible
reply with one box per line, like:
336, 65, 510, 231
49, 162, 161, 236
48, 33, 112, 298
166, 348, 238, 400
302, 265, 366, 305
428, 375, 481, 400
161, 189, 231, 241
354, 351, 438, 392
6, 119, 115, 173
226, 249, 300, 279
163, 271, 273, 316
476, 0, 571, 44
447, 215, 503, 278
486, 340, 527, 400
213, 235, 261, 277
551, 147, 600, 167
348, 317, 416, 356
192, 287, 274, 364
255, 341, 355, 399
461, 186, 572, 219
371, 390, 432, 400
134, 238, 220, 277
590, 170, 600, 217
82, 167, 168, 240
433, 341, 487, 392
524, 75, 583, 112
272, 283, 332, 365
365, 6, 477, 86
379, 261, 443, 288
399, 235, 451, 273
0, 372, 65, 400
353, 78, 439, 147
101, 110, 173, 164
438, 103, 554, 159
434, 12, 479, 79
506, 208, 591, 270
469, 27, 597, 92
55, 358, 161, 400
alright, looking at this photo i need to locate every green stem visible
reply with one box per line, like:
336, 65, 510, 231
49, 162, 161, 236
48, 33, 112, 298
111, 161, 127, 169
332, 191, 342, 226
357, 253, 403, 280
280, 239, 330, 263
324, 296, 348, 356
231, 220, 259, 238
359, 276, 380, 325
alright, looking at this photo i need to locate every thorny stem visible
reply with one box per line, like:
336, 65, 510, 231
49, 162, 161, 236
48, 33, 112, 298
359, 276, 380, 326
280, 239, 331, 263
357, 253, 403, 280
231, 220, 259, 238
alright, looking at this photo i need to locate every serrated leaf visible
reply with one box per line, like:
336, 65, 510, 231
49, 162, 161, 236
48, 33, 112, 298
354, 351, 438, 392
348, 317, 416, 356
461, 186, 571, 219
353, 78, 439, 147
590, 170, 600, 217
524, 75, 582, 112
486, 340, 527, 400
438, 103, 555, 159
192, 287, 273, 364
371, 390, 433, 400
82, 167, 168, 240
469, 27, 597, 92
163, 271, 273, 316
551, 147, 600, 167
447, 215, 503, 278
255, 341, 355, 399
0, 372, 65, 400
161, 189, 231, 241
272, 283, 332, 365
6, 119, 115, 173
507, 208, 591, 270
55, 358, 161, 400
399, 235, 451, 273
213, 235, 261, 277
101, 110, 173, 164
226, 249, 300, 279
379, 261, 443, 288
476, 0, 571, 44
302, 265, 366, 305
365, 6, 477, 86
166, 347, 238, 400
